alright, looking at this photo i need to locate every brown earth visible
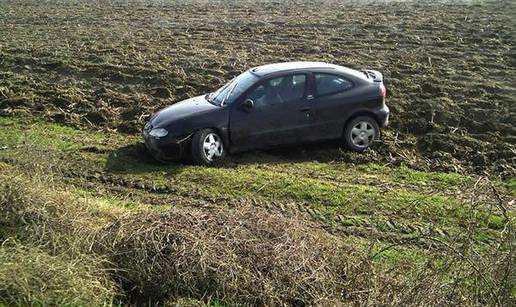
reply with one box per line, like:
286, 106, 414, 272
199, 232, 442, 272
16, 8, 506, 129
0, 0, 514, 176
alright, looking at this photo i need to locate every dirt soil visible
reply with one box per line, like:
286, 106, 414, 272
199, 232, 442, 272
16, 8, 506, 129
0, 0, 514, 176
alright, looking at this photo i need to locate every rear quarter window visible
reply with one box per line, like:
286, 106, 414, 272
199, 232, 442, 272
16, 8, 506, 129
315, 73, 353, 96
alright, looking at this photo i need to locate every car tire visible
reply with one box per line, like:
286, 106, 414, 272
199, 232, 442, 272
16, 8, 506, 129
344, 116, 380, 152
190, 129, 226, 165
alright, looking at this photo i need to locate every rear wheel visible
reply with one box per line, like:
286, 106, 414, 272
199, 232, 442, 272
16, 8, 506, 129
191, 129, 226, 165
344, 116, 380, 152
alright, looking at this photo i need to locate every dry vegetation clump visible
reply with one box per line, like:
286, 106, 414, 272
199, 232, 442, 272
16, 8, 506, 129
0, 241, 118, 307
0, 170, 357, 305
97, 205, 352, 305
0, 177, 37, 240
0, 156, 514, 305
356, 178, 516, 306
0, 173, 119, 306
0, 170, 116, 253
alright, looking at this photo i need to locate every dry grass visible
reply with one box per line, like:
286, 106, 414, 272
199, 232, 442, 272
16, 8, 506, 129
0, 166, 116, 254
0, 171, 119, 306
0, 154, 515, 306
353, 177, 516, 306
0, 241, 118, 307
0, 168, 357, 305
98, 205, 352, 305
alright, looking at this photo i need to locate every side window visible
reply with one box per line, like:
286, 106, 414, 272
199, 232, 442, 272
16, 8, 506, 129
247, 74, 306, 108
315, 73, 353, 96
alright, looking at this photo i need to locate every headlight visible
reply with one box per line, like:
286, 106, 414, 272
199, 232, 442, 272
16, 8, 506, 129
149, 128, 168, 138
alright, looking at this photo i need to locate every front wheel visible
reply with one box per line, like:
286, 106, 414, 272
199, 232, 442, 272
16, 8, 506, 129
190, 129, 226, 165
344, 116, 380, 152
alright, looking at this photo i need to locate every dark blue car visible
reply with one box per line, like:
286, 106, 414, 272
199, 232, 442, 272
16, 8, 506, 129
143, 62, 389, 165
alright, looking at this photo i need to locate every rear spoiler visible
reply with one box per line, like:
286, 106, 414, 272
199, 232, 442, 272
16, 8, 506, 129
362, 70, 383, 83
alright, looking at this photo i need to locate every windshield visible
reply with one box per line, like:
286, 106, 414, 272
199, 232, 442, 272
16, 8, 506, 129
208, 71, 259, 106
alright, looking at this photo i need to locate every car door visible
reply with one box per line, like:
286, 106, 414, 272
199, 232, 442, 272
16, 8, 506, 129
229, 73, 313, 150
310, 72, 360, 139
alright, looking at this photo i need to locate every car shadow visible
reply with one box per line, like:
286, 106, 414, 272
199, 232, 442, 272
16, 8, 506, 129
104, 143, 187, 175
105, 139, 379, 176
227, 140, 353, 165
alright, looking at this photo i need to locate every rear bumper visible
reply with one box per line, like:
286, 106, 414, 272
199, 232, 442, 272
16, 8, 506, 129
374, 102, 390, 128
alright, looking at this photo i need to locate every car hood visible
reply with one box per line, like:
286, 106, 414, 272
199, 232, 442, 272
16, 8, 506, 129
150, 94, 218, 127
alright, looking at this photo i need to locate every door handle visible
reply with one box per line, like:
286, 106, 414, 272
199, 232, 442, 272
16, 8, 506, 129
307, 94, 314, 100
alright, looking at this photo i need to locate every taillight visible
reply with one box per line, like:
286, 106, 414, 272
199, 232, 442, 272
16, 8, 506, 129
380, 83, 386, 97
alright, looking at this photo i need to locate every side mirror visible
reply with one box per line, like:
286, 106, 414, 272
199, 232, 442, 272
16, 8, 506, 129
242, 99, 254, 111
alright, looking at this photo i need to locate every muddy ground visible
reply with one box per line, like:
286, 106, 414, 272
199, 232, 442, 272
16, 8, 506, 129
0, 0, 514, 176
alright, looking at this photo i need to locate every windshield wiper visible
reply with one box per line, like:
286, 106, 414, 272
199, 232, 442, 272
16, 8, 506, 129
221, 81, 238, 106
205, 93, 217, 106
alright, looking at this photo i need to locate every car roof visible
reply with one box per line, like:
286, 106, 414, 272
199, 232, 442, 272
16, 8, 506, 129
249, 61, 367, 80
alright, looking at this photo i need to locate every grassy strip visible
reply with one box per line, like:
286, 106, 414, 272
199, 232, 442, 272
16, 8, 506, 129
1, 116, 514, 305
0, 116, 507, 241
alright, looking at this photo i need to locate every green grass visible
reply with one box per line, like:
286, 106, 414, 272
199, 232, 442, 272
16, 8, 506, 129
0, 118, 512, 306
506, 179, 516, 195
371, 246, 427, 268
0, 116, 135, 152
393, 164, 470, 188
0, 243, 118, 306
0, 116, 506, 245
0, 117, 513, 306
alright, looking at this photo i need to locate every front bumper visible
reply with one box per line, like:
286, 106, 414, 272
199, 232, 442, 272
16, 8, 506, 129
142, 129, 189, 161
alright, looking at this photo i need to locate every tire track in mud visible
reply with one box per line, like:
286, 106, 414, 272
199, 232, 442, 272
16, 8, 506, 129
59, 166, 455, 248
0, 142, 501, 251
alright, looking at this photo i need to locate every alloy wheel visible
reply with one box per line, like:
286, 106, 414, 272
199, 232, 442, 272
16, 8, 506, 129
350, 121, 376, 148
202, 133, 223, 161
